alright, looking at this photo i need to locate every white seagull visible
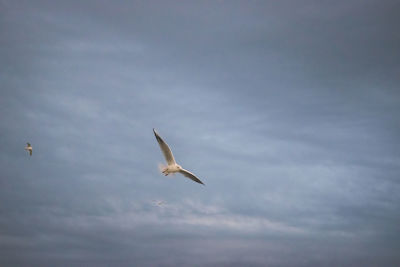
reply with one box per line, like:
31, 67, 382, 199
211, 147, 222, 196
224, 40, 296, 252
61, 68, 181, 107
153, 128, 204, 185
25, 142, 32, 156
154, 200, 165, 206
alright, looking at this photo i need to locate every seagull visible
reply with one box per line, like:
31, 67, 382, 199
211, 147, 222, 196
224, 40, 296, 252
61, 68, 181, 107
24, 142, 32, 156
153, 128, 204, 185
155, 200, 165, 206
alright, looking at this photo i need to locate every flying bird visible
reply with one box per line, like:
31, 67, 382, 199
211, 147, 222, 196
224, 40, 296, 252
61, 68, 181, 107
153, 128, 204, 185
25, 142, 32, 156
154, 200, 165, 206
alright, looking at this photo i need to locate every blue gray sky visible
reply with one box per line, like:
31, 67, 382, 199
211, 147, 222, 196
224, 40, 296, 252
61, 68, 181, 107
1, 0, 400, 266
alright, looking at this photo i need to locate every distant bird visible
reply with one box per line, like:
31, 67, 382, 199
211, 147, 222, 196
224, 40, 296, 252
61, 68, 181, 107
155, 200, 165, 206
153, 128, 204, 185
25, 142, 32, 156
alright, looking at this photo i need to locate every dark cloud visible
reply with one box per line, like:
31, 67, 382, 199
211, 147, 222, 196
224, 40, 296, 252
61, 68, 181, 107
1, 0, 400, 266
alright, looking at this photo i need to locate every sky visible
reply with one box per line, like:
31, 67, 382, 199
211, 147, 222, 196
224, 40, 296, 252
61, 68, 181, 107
1, 0, 400, 266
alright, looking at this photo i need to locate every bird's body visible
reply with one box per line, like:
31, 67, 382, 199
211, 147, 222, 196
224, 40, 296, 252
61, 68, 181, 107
25, 143, 32, 156
153, 129, 204, 185
162, 163, 181, 175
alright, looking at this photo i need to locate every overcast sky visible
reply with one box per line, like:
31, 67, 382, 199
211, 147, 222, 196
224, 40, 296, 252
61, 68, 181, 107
1, 0, 400, 266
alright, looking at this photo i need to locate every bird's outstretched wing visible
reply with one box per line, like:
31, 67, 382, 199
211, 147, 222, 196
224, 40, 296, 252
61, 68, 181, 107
179, 168, 204, 185
153, 129, 176, 165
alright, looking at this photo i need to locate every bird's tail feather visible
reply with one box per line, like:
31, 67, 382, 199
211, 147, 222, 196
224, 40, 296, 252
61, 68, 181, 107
158, 163, 167, 173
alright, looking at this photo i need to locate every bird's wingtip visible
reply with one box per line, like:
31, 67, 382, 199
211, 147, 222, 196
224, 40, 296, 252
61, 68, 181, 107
153, 129, 161, 139
198, 180, 205, 186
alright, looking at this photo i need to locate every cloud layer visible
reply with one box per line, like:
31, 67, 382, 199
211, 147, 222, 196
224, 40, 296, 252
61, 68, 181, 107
1, 0, 400, 266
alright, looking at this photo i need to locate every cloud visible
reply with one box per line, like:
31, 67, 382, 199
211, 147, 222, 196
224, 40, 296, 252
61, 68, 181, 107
1, 0, 400, 266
